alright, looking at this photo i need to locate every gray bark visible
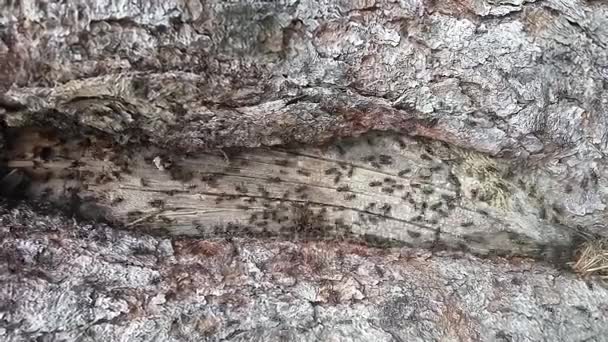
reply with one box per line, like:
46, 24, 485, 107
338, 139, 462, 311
1, 0, 608, 340
2, 0, 608, 154
1, 201, 607, 342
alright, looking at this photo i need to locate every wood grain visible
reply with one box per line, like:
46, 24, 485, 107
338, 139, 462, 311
5, 128, 578, 262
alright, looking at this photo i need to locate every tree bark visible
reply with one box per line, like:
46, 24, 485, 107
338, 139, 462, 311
1, 0, 608, 340
1, 201, 607, 342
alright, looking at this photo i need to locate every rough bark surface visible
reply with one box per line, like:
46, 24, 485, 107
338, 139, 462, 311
1, 201, 607, 342
2, 0, 608, 154
2, 0, 608, 340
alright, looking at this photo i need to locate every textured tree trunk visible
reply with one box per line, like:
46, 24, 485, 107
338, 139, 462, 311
1, 0, 608, 340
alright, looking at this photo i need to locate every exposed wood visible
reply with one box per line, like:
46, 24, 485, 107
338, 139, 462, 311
5, 127, 580, 264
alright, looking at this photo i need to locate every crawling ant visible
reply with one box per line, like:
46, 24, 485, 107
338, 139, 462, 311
336, 185, 350, 192
422, 187, 434, 195
441, 194, 455, 202
484, 165, 499, 174
201, 174, 215, 182
235, 184, 248, 193
201, 174, 219, 188
267, 177, 282, 183
378, 155, 393, 165
430, 202, 442, 211
395, 138, 407, 149
398, 169, 411, 177
476, 209, 489, 216
469, 188, 480, 199
419, 172, 432, 179
552, 204, 563, 215
95, 173, 112, 185
111, 197, 124, 206
33, 146, 54, 162
297, 169, 311, 177
127, 210, 144, 219
158, 215, 174, 224
165, 190, 179, 196
71, 160, 86, 168
335, 144, 346, 155
539, 206, 547, 219
447, 173, 461, 187
407, 230, 421, 238
380, 204, 392, 215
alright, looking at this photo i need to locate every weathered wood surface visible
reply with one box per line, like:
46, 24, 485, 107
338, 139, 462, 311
4, 127, 582, 264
